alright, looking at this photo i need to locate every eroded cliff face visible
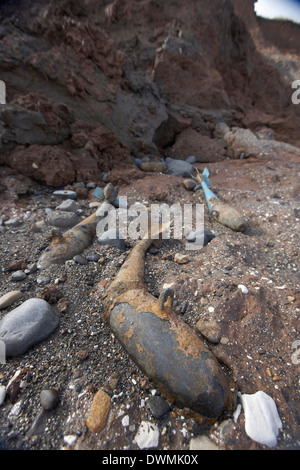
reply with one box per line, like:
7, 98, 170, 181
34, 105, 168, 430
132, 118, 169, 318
0, 0, 299, 186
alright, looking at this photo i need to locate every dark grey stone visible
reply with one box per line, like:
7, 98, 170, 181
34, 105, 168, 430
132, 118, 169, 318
47, 210, 80, 229
10, 270, 26, 282
56, 199, 78, 213
186, 228, 216, 246
185, 155, 196, 164
53, 190, 77, 200
97, 229, 126, 251
165, 157, 194, 178
0, 298, 59, 356
73, 255, 88, 265
86, 254, 101, 262
146, 395, 170, 419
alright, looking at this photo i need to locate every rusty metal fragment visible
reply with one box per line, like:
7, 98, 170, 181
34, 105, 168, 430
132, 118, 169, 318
37, 184, 117, 269
102, 237, 236, 419
37, 212, 98, 269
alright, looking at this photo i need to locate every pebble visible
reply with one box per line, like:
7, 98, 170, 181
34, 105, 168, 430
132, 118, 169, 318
185, 155, 196, 164
4, 218, 21, 227
148, 245, 158, 255
146, 395, 170, 419
53, 190, 77, 200
183, 179, 196, 191
86, 389, 111, 433
40, 389, 59, 411
165, 157, 194, 178
73, 182, 85, 189
86, 254, 101, 262
186, 228, 216, 245
57, 298, 68, 313
180, 300, 189, 314
121, 415, 130, 427
240, 391, 282, 448
56, 199, 78, 213
0, 291, 23, 310
133, 421, 159, 449
0, 385, 6, 406
195, 318, 221, 344
97, 229, 126, 251
10, 270, 26, 282
26, 263, 38, 274
37, 275, 51, 286
86, 182, 97, 189
73, 255, 88, 265
7, 259, 26, 271
0, 298, 59, 356
189, 435, 219, 450
238, 284, 249, 294
63, 435, 77, 447
47, 211, 80, 229
174, 253, 189, 264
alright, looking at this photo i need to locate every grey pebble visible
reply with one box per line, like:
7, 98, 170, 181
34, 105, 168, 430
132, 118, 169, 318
4, 218, 21, 227
37, 275, 51, 286
56, 199, 78, 213
180, 300, 189, 314
146, 395, 170, 419
86, 182, 97, 189
165, 157, 194, 178
73, 255, 88, 265
186, 228, 216, 246
73, 182, 85, 189
0, 298, 59, 356
148, 245, 159, 255
53, 190, 77, 200
97, 229, 126, 251
47, 211, 80, 229
86, 254, 101, 262
40, 389, 59, 411
10, 270, 26, 282
185, 155, 196, 164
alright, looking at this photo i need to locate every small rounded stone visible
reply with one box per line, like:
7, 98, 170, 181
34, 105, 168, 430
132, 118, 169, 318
40, 388, 59, 411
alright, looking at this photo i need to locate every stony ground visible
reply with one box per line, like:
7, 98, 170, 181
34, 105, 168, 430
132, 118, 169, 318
0, 153, 299, 451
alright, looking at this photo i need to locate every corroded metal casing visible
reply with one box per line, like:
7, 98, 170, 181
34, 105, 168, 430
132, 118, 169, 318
194, 168, 247, 233
38, 213, 98, 269
102, 240, 235, 419
210, 198, 247, 232
139, 161, 167, 173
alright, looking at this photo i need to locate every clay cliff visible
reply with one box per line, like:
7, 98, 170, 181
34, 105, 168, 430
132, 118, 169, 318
0, 0, 299, 187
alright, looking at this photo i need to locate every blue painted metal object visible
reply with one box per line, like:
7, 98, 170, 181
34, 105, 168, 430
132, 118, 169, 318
193, 168, 247, 232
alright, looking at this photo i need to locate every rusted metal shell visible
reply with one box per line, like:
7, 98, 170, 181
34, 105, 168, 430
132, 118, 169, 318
38, 213, 98, 269
139, 161, 167, 173
102, 239, 235, 419
210, 198, 247, 232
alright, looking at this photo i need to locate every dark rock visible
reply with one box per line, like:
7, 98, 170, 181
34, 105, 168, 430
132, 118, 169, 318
73, 255, 88, 265
165, 158, 194, 178
0, 298, 59, 356
146, 395, 170, 419
97, 229, 126, 251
